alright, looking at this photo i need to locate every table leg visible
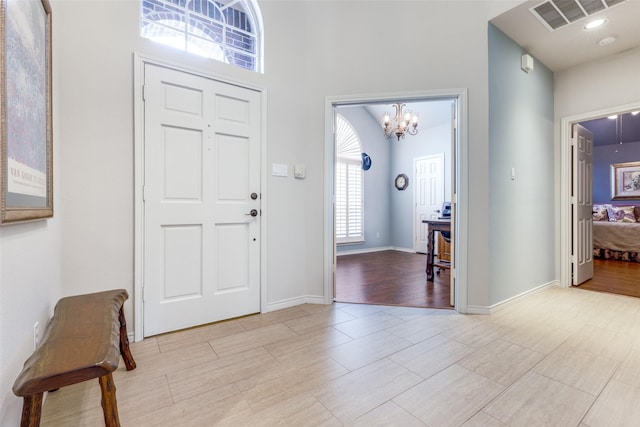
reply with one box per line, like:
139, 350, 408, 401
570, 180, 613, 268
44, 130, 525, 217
426, 228, 435, 281
99, 373, 121, 427
118, 307, 137, 371
19, 394, 43, 427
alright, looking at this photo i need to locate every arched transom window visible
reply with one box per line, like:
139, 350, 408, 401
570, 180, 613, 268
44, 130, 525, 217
140, 0, 263, 72
335, 114, 364, 244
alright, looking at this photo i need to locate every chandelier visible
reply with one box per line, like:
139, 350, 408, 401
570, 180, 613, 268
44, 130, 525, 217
382, 103, 419, 141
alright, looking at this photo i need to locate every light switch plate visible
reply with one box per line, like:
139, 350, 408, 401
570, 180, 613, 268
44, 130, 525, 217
272, 163, 288, 177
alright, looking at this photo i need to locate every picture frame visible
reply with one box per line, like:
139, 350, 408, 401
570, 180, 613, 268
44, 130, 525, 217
611, 161, 640, 200
0, 0, 53, 224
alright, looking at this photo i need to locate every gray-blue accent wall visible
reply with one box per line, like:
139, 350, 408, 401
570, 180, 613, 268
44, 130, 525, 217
488, 24, 555, 304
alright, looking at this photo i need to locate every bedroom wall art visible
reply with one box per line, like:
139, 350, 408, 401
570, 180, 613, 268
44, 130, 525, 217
611, 161, 640, 200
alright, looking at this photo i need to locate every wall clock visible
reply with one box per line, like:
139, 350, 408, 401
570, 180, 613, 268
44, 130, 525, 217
394, 174, 409, 190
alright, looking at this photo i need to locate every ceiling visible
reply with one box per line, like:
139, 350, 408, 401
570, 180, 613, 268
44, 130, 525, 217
581, 112, 640, 146
490, 0, 640, 72
492, 0, 640, 145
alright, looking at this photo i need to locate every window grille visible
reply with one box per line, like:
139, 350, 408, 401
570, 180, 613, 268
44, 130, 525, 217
141, 0, 262, 72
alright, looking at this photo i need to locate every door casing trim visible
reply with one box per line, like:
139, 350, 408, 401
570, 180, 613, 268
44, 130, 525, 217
324, 89, 469, 312
559, 101, 640, 288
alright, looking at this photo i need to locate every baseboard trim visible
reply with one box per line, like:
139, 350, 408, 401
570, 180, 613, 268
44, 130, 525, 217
336, 246, 394, 256
264, 280, 559, 316
466, 280, 559, 315
336, 246, 416, 256
393, 246, 416, 254
265, 295, 327, 312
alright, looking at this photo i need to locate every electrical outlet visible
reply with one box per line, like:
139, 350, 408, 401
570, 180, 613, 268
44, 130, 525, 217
33, 322, 39, 350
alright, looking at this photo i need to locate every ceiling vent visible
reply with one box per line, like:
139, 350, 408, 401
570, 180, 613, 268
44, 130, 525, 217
531, 0, 626, 31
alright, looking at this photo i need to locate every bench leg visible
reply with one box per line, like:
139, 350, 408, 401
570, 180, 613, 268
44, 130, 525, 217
99, 373, 121, 427
118, 307, 137, 371
20, 394, 43, 427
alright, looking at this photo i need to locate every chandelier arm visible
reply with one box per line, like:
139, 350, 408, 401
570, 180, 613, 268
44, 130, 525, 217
381, 102, 418, 140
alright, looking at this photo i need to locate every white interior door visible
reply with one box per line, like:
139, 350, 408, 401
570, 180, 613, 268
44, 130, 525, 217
414, 154, 444, 253
143, 64, 261, 336
572, 123, 594, 285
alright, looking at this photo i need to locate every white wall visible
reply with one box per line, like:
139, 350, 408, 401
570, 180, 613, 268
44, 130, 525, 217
554, 48, 640, 118
0, 221, 61, 424
0, 13, 63, 420
52, 0, 496, 313
267, 1, 494, 307
0, 89, 61, 427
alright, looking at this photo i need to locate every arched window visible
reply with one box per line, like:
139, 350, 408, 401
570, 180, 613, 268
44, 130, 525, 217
335, 114, 364, 244
140, 0, 263, 72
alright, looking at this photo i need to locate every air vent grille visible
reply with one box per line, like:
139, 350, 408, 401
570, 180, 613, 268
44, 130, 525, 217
531, 0, 626, 31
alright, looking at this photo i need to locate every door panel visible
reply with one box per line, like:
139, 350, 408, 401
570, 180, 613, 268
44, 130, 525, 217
164, 127, 203, 200
143, 64, 261, 336
415, 154, 444, 254
163, 225, 203, 298
216, 224, 250, 291
217, 134, 249, 200
573, 124, 594, 285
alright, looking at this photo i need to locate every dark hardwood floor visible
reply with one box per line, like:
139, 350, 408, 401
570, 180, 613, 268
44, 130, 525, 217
336, 253, 640, 309
577, 258, 640, 298
335, 250, 453, 309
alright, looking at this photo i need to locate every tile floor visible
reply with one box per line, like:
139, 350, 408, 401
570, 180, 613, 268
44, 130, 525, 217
41, 285, 640, 426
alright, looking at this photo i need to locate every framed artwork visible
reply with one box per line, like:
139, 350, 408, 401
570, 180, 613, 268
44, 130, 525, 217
611, 161, 640, 200
0, 0, 53, 224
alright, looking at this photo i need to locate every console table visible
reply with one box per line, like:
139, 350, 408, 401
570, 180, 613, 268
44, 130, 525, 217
423, 219, 451, 281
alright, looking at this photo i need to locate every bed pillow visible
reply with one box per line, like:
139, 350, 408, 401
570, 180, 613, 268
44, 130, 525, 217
607, 205, 637, 223
592, 205, 609, 221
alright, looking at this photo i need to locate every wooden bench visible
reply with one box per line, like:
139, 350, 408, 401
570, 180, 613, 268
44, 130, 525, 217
12, 289, 137, 427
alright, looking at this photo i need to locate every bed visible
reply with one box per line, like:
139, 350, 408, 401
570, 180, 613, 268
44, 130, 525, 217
593, 204, 640, 262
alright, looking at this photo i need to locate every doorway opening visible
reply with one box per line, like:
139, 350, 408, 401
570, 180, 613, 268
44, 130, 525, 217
560, 102, 640, 299
323, 90, 469, 312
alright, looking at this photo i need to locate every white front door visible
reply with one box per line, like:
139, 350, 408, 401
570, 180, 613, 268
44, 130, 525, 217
143, 64, 261, 336
414, 154, 444, 254
573, 123, 594, 285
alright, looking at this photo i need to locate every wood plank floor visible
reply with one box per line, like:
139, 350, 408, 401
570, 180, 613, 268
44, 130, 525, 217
337, 253, 640, 308
335, 250, 452, 309
577, 258, 640, 298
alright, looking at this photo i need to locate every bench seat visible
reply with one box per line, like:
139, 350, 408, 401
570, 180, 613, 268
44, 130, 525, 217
13, 289, 136, 427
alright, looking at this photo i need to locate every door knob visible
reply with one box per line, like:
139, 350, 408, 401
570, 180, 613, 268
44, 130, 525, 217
245, 209, 258, 217
250, 193, 258, 200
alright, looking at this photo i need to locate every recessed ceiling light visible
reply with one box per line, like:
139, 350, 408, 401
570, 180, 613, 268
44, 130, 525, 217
599, 36, 617, 46
584, 18, 606, 30
608, 115, 618, 120
632, 111, 640, 116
